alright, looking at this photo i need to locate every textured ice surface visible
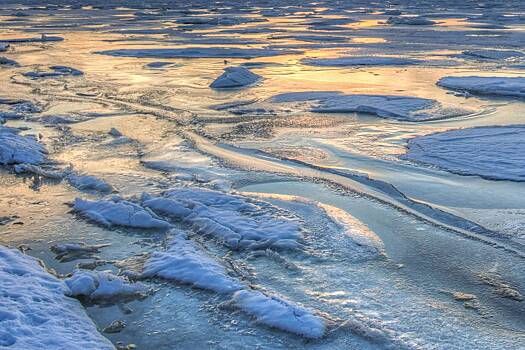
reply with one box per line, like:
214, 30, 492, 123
302, 56, 421, 67
73, 197, 171, 229
97, 48, 300, 59
0, 126, 47, 165
143, 188, 303, 250
270, 92, 471, 121
65, 270, 147, 300
403, 125, 525, 181
231, 289, 326, 339
23, 66, 83, 79
142, 232, 243, 293
210, 67, 261, 89
437, 76, 525, 98
68, 174, 114, 193
0, 246, 114, 350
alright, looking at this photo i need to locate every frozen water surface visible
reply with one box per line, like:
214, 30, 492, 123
1, 0, 525, 349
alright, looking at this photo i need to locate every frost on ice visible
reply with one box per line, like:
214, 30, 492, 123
73, 197, 171, 229
210, 66, 261, 89
0, 126, 47, 165
142, 232, 244, 293
65, 270, 147, 301
402, 125, 525, 181
437, 76, 525, 98
231, 289, 326, 339
0, 246, 114, 350
142, 188, 303, 250
270, 92, 472, 121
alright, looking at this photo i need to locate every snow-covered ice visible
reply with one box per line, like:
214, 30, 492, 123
0, 126, 47, 165
231, 289, 326, 339
437, 76, 525, 98
302, 56, 421, 67
0, 246, 114, 349
210, 67, 261, 89
73, 197, 171, 229
65, 269, 147, 300
142, 232, 244, 293
461, 50, 525, 60
270, 92, 472, 121
403, 125, 525, 181
143, 188, 303, 250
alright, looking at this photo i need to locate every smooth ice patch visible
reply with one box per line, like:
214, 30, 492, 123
402, 125, 525, 181
73, 197, 170, 229
142, 232, 243, 293
437, 76, 525, 98
0, 126, 47, 165
210, 66, 261, 89
0, 246, 114, 349
231, 289, 326, 339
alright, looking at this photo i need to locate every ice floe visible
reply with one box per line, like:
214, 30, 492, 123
437, 76, 525, 98
0, 126, 47, 165
96, 47, 300, 59
403, 125, 525, 181
142, 232, 243, 293
0, 246, 114, 349
302, 56, 421, 67
210, 66, 261, 89
73, 197, 171, 229
65, 269, 147, 301
142, 188, 303, 250
231, 289, 326, 339
270, 92, 472, 121
23, 66, 83, 79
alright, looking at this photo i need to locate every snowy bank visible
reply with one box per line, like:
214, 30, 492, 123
142, 232, 243, 293
231, 290, 326, 339
0, 246, 114, 349
402, 125, 525, 181
437, 76, 525, 98
210, 67, 261, 89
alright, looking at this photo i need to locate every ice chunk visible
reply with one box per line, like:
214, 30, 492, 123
96, 47, 300, 59
0, 126, 47, 165
231, 289, 325, 339
437, 76, 525, 98
67, 174, 114, 193
210, 67, 261, 89
65, 270, 147, 300
0, 246, 114, 349
402, 125, 525, 181
0, 56, 18, 66
73, 197, 170, 229
14, 164, 66, 179
142, 232, 243, 293
302, 56, 421, 67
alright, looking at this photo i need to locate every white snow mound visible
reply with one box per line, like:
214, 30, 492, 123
232, 289, 326, 339
65, 270, 147, 300
210, 67, 261, 89
142, 232, 243, 293
0, 126, 47, 165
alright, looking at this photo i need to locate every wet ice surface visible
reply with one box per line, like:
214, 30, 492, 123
1, 0, 525, 349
